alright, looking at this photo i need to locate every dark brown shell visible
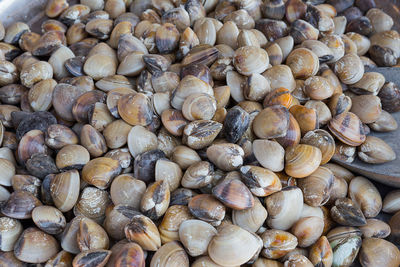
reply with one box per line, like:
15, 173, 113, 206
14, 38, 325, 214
378, 82, 400, 113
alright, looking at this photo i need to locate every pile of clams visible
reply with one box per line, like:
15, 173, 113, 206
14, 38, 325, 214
0, 0, 399, 266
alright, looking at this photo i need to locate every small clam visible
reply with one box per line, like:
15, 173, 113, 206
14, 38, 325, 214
188, 194, 225, 225
208, 224, 262, 266
383, 190, 400, 213
366, 8, 394, 34
252, 139, 284, 172
262, 65, 296, 92
252, 105, 289, 139
275, 113, 301, 149
117, 93, 153, 126
150, 241, 189, 267
134, 149, 166, 184
212, 177, 254, 210
46, 0, 69, 18
0, 217, 23, 252
20, 61, 53, 88
110, 174, 145, 210
328, 112, 366, 146
232, 197, 268, 233
102, 120, 132, 149
297, 166, 334, 207
207, 143, 244, 171
223, 106, 250, 143
125, 214, 161, 251
330, 198, 367, 226
261, 229, 298, 259
14, 227, 59, 263
240, 165, 282, 197
265, 187, 303, 230
140, 180, 170, 220
357, 136, 396, 164
350, 95, 381, 124
82, 157, 121, 189
290, 20, 319, 44
285, 144, 322, 178
183, 120, 222, 149
171, 145, 201, 170
233, 46, 269, 76
72, 249, 111, 267
182, 93, 216, 121
179, 219, 217, 257
255, 19, 288, 42
285, 0, 307, 23
359, 219, 391, 238
286, 48, 319, 79
76, 217, 109, 251
301, 129, 335, 165
181, 161, 213, 189
289, 105, 318, 135
348, 176, 382, 219
369, 110, 398, 132
359, 238, 400, 267
158, 205, 193, 244
309, 236, 333, 267
327, 226, 362, 267
328, 93, 352, 117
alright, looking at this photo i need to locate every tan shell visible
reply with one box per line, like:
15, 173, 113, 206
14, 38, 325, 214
233, 46, 269, 76
349, 176, 382, 218
285, 144, 322, 178
208, 224, 262, 266
286, 48, 319, 79
328, 112, 366, 146
179, 219, 217, 257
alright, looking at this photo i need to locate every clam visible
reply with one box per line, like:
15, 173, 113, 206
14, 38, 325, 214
358, 136, 396, 164
301, 129, 335, 165
328, 112, 366, 146
265, 187, 303, 230
110, 175, 146, 210
350, 95, 381, 124
252, 105, 289, 139
159, 205, 193, 244
327, 226, 362, 267
150, 241, 189, 267
297, 166, 334, 207
181, 161, 213, 189
252, 139, 284, 172
349, 176, 382, 218
233, 46, 269, 76
223, 106, 250, 143
331, 198, 367, 226
76, 217, 109, 251
155, 158, 182, 191
261, 229, 298, 259
383, 190, 400, 213
255, 19, 288, 42
289, 105, 318, 135
286, 48, 319, 79
125, 214, 161, 251
240, 165, 282, 197
291, 216, 324, 247
0, 217, 23, 251
290, 19, 319, 44
134, 149, 166, 184
171, 75, 213, 110
366, 8, 394, 34
285, 144, 322, 178
369, 110, 398, 132
182, 120, 222, 149
74, 186, 111, 223
72, 249, 111, 267
140, 180, 170, 220
359, 219, 391, 238
226, 70, 245, 103
262, 65, 296, 92
309, 236, 333, 267
208, 224, 262, 266
207, 143, 244, 171
103, 205, 139, 240
232, 197, 268, 233
182, 93, 216, 121
32, 205, 66, 235
359, 238, 400, 267
50, 170, 79, 213
179, 219, 217, 257
82, 157, 121, 189
171, 145, 201, 170
14, 227, 59, 263
212, 176, 254, 210
188, 194, 225, 225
